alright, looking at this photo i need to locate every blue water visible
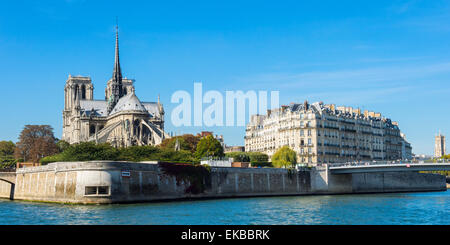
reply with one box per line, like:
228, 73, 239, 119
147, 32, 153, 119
1, 191, 450, 225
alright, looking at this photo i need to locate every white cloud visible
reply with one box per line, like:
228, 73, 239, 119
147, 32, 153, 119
234, 61, 450, 90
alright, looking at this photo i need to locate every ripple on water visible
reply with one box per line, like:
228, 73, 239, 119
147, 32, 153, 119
1, 191, 450, 225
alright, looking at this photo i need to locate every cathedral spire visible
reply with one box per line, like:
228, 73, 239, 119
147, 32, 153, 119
113, 22, 122, 88
107, 20, 124, 114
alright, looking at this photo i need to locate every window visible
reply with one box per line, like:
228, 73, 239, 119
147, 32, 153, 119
97, 186, 109, 195
85, 187, 97, 195
89, 125, 96, 136
85, 186, 110, 196
308, 130, 312, 136
81, 84, 86, 99
300, 130, 304, 136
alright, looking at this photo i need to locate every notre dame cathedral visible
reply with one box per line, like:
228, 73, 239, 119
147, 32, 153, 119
62, 26, 168, 147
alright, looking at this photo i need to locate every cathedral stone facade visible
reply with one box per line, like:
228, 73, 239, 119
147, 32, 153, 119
62, 26, 168, 147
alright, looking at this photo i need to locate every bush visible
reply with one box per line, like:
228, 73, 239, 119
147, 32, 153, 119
56, 140, 70, 152
62, 142, 120, 161
40, 142, 119, 164
153, 149, 197, 163
40, 142, 199, 164
225, 152, 269, 164
118, 145, 160, 162
247, 152, 269, 163
40, 154, 65, 165
0, 156, 17, 169
225, 152, 250, 162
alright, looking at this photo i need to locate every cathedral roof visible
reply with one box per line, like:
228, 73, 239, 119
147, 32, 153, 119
80, 100, 108, 116
109, 92, 149, 116
142, 102, 160, 118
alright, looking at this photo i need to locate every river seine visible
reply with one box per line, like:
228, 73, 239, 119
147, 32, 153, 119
1, 191, 449, 225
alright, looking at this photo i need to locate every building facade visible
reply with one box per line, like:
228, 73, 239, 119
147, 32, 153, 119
224, 146, 245, 153
434, 133, 446, 158
62, 26, 168, 147
245, 101, 412, 165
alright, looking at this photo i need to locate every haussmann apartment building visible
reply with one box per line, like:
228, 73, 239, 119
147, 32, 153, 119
244, 101, 412, 166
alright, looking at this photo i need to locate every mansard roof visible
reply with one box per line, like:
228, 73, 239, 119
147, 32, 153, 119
286, 102, 324, 113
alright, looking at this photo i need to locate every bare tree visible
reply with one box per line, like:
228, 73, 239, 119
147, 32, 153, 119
14, 125, 59, 162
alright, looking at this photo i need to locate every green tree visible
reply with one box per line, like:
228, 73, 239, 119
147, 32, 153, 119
0, 141, 15, 157
272, 146, 297, 168
159, 134, 201, 153
0, 140, 16, 169
195, 135, 224, 159
56, 140, 70, 153
247, 152, 269, 163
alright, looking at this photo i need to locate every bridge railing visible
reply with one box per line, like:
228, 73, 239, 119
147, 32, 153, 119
328, 160, 450, 168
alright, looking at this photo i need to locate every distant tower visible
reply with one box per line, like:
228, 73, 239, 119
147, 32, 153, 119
434, 132, 446, 158
107, 23, 124, 114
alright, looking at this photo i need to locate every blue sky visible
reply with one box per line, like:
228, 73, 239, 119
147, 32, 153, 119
0, 0, 449, 155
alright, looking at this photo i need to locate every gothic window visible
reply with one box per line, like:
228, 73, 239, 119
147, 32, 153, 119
89, 125, 96, 136
81, 84, 86, 99
74, 85, 79, 100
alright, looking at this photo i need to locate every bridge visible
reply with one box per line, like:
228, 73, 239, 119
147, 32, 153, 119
328, 161, 450, 174
0, 170, 16, 200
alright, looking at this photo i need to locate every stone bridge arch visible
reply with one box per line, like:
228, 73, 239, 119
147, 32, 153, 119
0, 172, 16, 200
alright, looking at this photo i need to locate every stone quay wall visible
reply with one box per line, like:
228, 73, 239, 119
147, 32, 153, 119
0, 161, 446, 204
